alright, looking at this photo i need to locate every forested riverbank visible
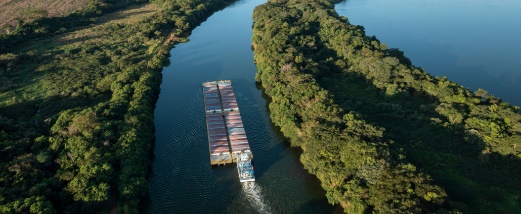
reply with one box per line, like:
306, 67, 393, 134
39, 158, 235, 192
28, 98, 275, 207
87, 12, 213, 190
0, 0, 234, 213
252, 0, 521, 213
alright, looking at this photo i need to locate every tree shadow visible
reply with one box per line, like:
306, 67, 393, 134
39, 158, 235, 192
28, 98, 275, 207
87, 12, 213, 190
313, 43, 521, 212
64, 200, 112, 214
294, 198, 344, 214
0, 93, 109, 119
252, 81, 338, 211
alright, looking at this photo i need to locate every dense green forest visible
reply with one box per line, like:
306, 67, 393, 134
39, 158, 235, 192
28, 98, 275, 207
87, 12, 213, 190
0, 0, 234, 213
252, 0, 521, 213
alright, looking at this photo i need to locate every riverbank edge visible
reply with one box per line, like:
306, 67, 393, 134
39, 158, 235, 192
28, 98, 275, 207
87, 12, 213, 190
251, 0, 521, 213
130, 0, 240, 212
0, 0, 238, 213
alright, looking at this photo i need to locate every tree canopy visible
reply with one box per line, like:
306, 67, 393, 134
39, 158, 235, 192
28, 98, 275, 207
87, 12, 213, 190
0, 0, 235, 213
252, 0, 521, 213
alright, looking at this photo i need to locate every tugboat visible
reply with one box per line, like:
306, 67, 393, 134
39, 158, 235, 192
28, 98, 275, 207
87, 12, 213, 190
237, 151, 255, 182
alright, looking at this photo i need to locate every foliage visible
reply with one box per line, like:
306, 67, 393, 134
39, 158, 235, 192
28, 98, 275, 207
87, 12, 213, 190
252, 0, 521, 213
0, 0, 234, 213
0, 0, 91, 35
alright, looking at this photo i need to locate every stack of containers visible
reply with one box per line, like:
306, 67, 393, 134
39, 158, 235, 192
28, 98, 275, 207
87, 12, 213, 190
206, 114, 231, 164
203, 82, 222, 114
224, 111, 251, 155
218, 81, 239, 112
218, 80, 251, 156
203, 82, 231, 165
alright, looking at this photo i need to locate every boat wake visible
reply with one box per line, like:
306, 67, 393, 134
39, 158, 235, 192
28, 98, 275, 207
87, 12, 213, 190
241, 182, 272, 214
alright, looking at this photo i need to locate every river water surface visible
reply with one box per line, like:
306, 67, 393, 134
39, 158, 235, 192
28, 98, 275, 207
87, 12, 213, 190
148, 0, 338, 213
336, 0, 521, 106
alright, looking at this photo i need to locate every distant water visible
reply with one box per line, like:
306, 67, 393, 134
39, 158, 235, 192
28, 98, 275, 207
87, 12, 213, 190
147, 0, 339, 213
336, 0, 521, 106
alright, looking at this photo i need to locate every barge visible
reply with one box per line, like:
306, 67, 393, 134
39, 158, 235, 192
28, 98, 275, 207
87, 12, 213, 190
203, 82, 232, 165
202, 80, 255, 182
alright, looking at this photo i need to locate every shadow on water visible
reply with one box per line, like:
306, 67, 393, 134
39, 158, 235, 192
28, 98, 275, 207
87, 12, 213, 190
212, 78, 302, 181
295, 199, 345, 214
143, 1, 240, 212
147, 0, 338, 212
234, 81, 290, 181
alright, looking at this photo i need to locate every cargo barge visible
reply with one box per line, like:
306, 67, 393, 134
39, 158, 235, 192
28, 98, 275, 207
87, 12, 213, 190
202, 80, 255, 182
203, 82, 232, 165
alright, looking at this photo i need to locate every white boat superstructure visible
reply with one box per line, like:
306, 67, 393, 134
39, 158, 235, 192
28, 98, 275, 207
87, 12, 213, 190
237, 152, 255, 182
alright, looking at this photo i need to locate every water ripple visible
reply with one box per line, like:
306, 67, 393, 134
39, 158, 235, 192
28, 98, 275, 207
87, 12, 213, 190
147, 0, 338, 213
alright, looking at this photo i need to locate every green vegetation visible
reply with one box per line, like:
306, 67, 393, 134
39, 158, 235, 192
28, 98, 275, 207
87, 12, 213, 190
0, 0, 91, 34
0, 0, 234, 213
0, 0, 134, 53
252, 0, 521, 213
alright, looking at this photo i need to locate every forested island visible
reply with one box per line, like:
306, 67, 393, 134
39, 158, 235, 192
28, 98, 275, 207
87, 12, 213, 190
252, 0, 521, 213
0, 0, 234, 212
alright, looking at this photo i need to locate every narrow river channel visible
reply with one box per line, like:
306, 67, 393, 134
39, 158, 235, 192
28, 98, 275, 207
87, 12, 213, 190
148, 0, 339, 213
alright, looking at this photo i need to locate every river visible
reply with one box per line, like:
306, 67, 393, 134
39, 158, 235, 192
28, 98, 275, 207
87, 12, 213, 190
336, 0, 521, 106
147, 0, 339, 213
